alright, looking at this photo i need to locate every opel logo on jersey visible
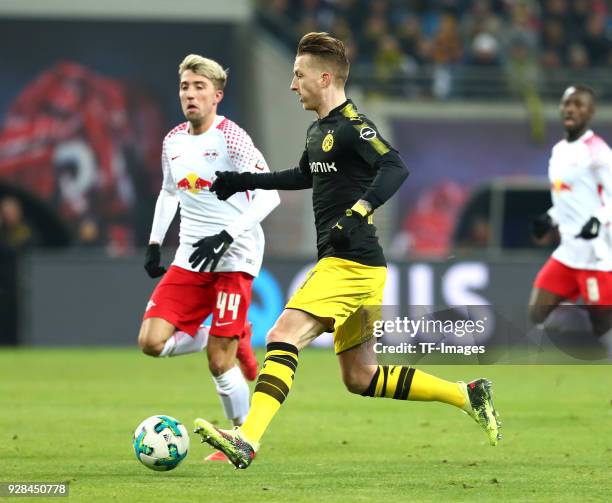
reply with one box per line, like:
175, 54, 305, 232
359, 127, 377, 141
176, 172, 211, 193
310, 161, 337, 173
322, 133, 334, 152
203, 149, 219, 161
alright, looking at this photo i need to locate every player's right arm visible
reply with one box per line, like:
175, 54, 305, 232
210, 150, 312, 201
529, 211, 556, 239
145, 140, 179, 278
529, 147, 559, 240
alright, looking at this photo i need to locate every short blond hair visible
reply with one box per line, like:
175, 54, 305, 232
178, 54, 228, 90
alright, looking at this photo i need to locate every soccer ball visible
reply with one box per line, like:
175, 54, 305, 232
133, 415, 190, 471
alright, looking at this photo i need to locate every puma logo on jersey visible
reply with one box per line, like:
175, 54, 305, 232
310, 161, 337, 173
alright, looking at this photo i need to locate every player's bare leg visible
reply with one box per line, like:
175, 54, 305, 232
338, 339, 501, 445
207, 334, 239, 376
195, 309, 326, 468
138, 318, 176, 356
138, 317, 208, 357
336, 336, 378, 394
528, 287, 566, 325
528, 286, 583, 356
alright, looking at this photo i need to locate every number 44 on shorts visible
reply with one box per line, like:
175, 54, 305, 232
217, 292, 241, 321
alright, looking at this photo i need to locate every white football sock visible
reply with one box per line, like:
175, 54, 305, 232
159, 326, 209, 357
212, 365, 250, 426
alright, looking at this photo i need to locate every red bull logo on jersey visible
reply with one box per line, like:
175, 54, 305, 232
552, 179, 571, 193
176, 172, 211, 193
203, 149, 219, 162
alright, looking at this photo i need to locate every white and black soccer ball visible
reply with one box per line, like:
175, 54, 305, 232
133, 415, 189, 471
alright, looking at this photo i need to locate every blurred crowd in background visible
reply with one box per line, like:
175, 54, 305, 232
0, 196, 35, 251
258, 0, 612, 99
2, 2, 611, 257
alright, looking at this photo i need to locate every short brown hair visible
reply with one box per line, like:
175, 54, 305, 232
297, 32, 350, 84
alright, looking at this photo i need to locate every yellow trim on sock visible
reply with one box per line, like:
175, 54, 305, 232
266, 349, 297, 359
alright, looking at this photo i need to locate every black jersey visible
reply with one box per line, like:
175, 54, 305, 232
238, 99, 408, 266
296, 99, 402, 267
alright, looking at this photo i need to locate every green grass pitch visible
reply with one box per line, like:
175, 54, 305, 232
1, 348, 611, 502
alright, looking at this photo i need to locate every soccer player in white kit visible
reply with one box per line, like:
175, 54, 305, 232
529, 85, 612, 358
137, 54, 280, 461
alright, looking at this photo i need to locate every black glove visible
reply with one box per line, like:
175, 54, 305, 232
576, 216, 601, 240
144, 244, 166, 278
210, 171, 254, 201
189, 230, 234, 272
529, 213, 554, 239
329, 209, 367, 250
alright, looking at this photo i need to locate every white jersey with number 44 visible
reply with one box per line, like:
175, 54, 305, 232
548, 129, 612, 270
149, 115, 280, 276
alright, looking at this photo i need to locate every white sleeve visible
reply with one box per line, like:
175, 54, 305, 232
223, 120, 256, 174
149, 142, 179, 244
546, 151, 558, 225
224, 147, 280, 239
591, 140, 612, 224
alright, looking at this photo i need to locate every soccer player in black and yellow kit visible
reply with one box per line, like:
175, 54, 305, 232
194, 32, 501, 469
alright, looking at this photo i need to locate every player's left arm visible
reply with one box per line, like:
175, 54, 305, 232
592, 140, 612, 225
220, 123, 280, 238
329, 120, 409, 249
189, 126, 280, 272
223, 146, 281, 240
146, 139, 178, 277
349, 120, 409, 214
577, 138, 612, 239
